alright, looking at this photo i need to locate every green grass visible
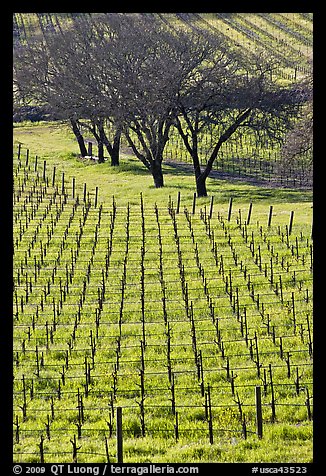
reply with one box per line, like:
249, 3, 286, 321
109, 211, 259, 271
13, 121, 312, 211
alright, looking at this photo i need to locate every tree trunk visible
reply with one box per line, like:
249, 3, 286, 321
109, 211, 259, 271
98, 140, 104, 163
100, 122, 121, 166
151, 159, 164, 188
196, 174, 208, 197
190, 149, 208, 197
97, 120, 106, 164
111, 130, 121, 166
70, 118, 87, 157
110, 146, 119, 166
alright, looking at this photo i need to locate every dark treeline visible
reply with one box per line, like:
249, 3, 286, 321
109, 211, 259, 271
13, 13, 311, 196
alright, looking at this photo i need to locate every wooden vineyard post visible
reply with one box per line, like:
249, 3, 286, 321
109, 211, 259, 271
228, 197, 233, 221
269, 364, 276, 422
43, 160, 47, 182
116, 406, 123, 463
268, 205, 273, 227
95, 186, 98, 208
192, 192, 196, 215
289, 211, 294, 235
238, 208, 242, 227
176, 191, 181, 214
206, 384, 214, 444
18, 143, 21, 162
255, 385, 263, 439
209, 195, 214, 219
14, 415, 20, 443
83, 183, 87, 203
105, 437, 111, 463
247, 202, 253, 225
52, 166, 56, 187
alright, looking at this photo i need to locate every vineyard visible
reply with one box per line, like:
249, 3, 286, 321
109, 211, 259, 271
13, 13, 313, 78
13, 145, 313, 463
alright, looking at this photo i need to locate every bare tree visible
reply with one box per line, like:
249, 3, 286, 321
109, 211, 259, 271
174, 47, 307, 196
13, 14, 122, 164
14, 32, 88, 156
105, 14, 215, 188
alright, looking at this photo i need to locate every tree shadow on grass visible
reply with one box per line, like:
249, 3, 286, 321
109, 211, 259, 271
163, 160, 312, 203
76, 153, 151, 176
213, 187, 312, 203
73, 151, 312, 204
